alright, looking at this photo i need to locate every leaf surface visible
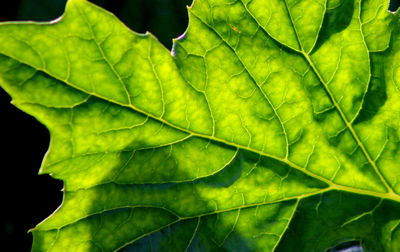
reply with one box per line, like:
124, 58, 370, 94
0, 0, 400, 251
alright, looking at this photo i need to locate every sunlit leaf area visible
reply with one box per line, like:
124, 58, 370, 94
1, 0, 400, 251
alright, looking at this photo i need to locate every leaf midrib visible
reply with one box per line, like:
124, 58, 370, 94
2, 1, 400, 228
2, 35, 400, 203
2, 0, 394, 199
0, 45, 332, 186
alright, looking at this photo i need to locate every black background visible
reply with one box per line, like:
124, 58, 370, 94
0, 0, 399, 251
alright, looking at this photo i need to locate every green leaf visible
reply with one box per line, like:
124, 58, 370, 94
0, 0, 399, 250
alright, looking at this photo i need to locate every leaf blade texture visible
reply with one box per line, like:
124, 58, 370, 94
0, 0, 400, 251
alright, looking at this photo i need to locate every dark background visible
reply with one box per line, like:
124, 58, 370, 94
0, 0, 399, 251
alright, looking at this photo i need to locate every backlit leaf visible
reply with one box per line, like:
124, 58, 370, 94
0, 0, 399, 251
